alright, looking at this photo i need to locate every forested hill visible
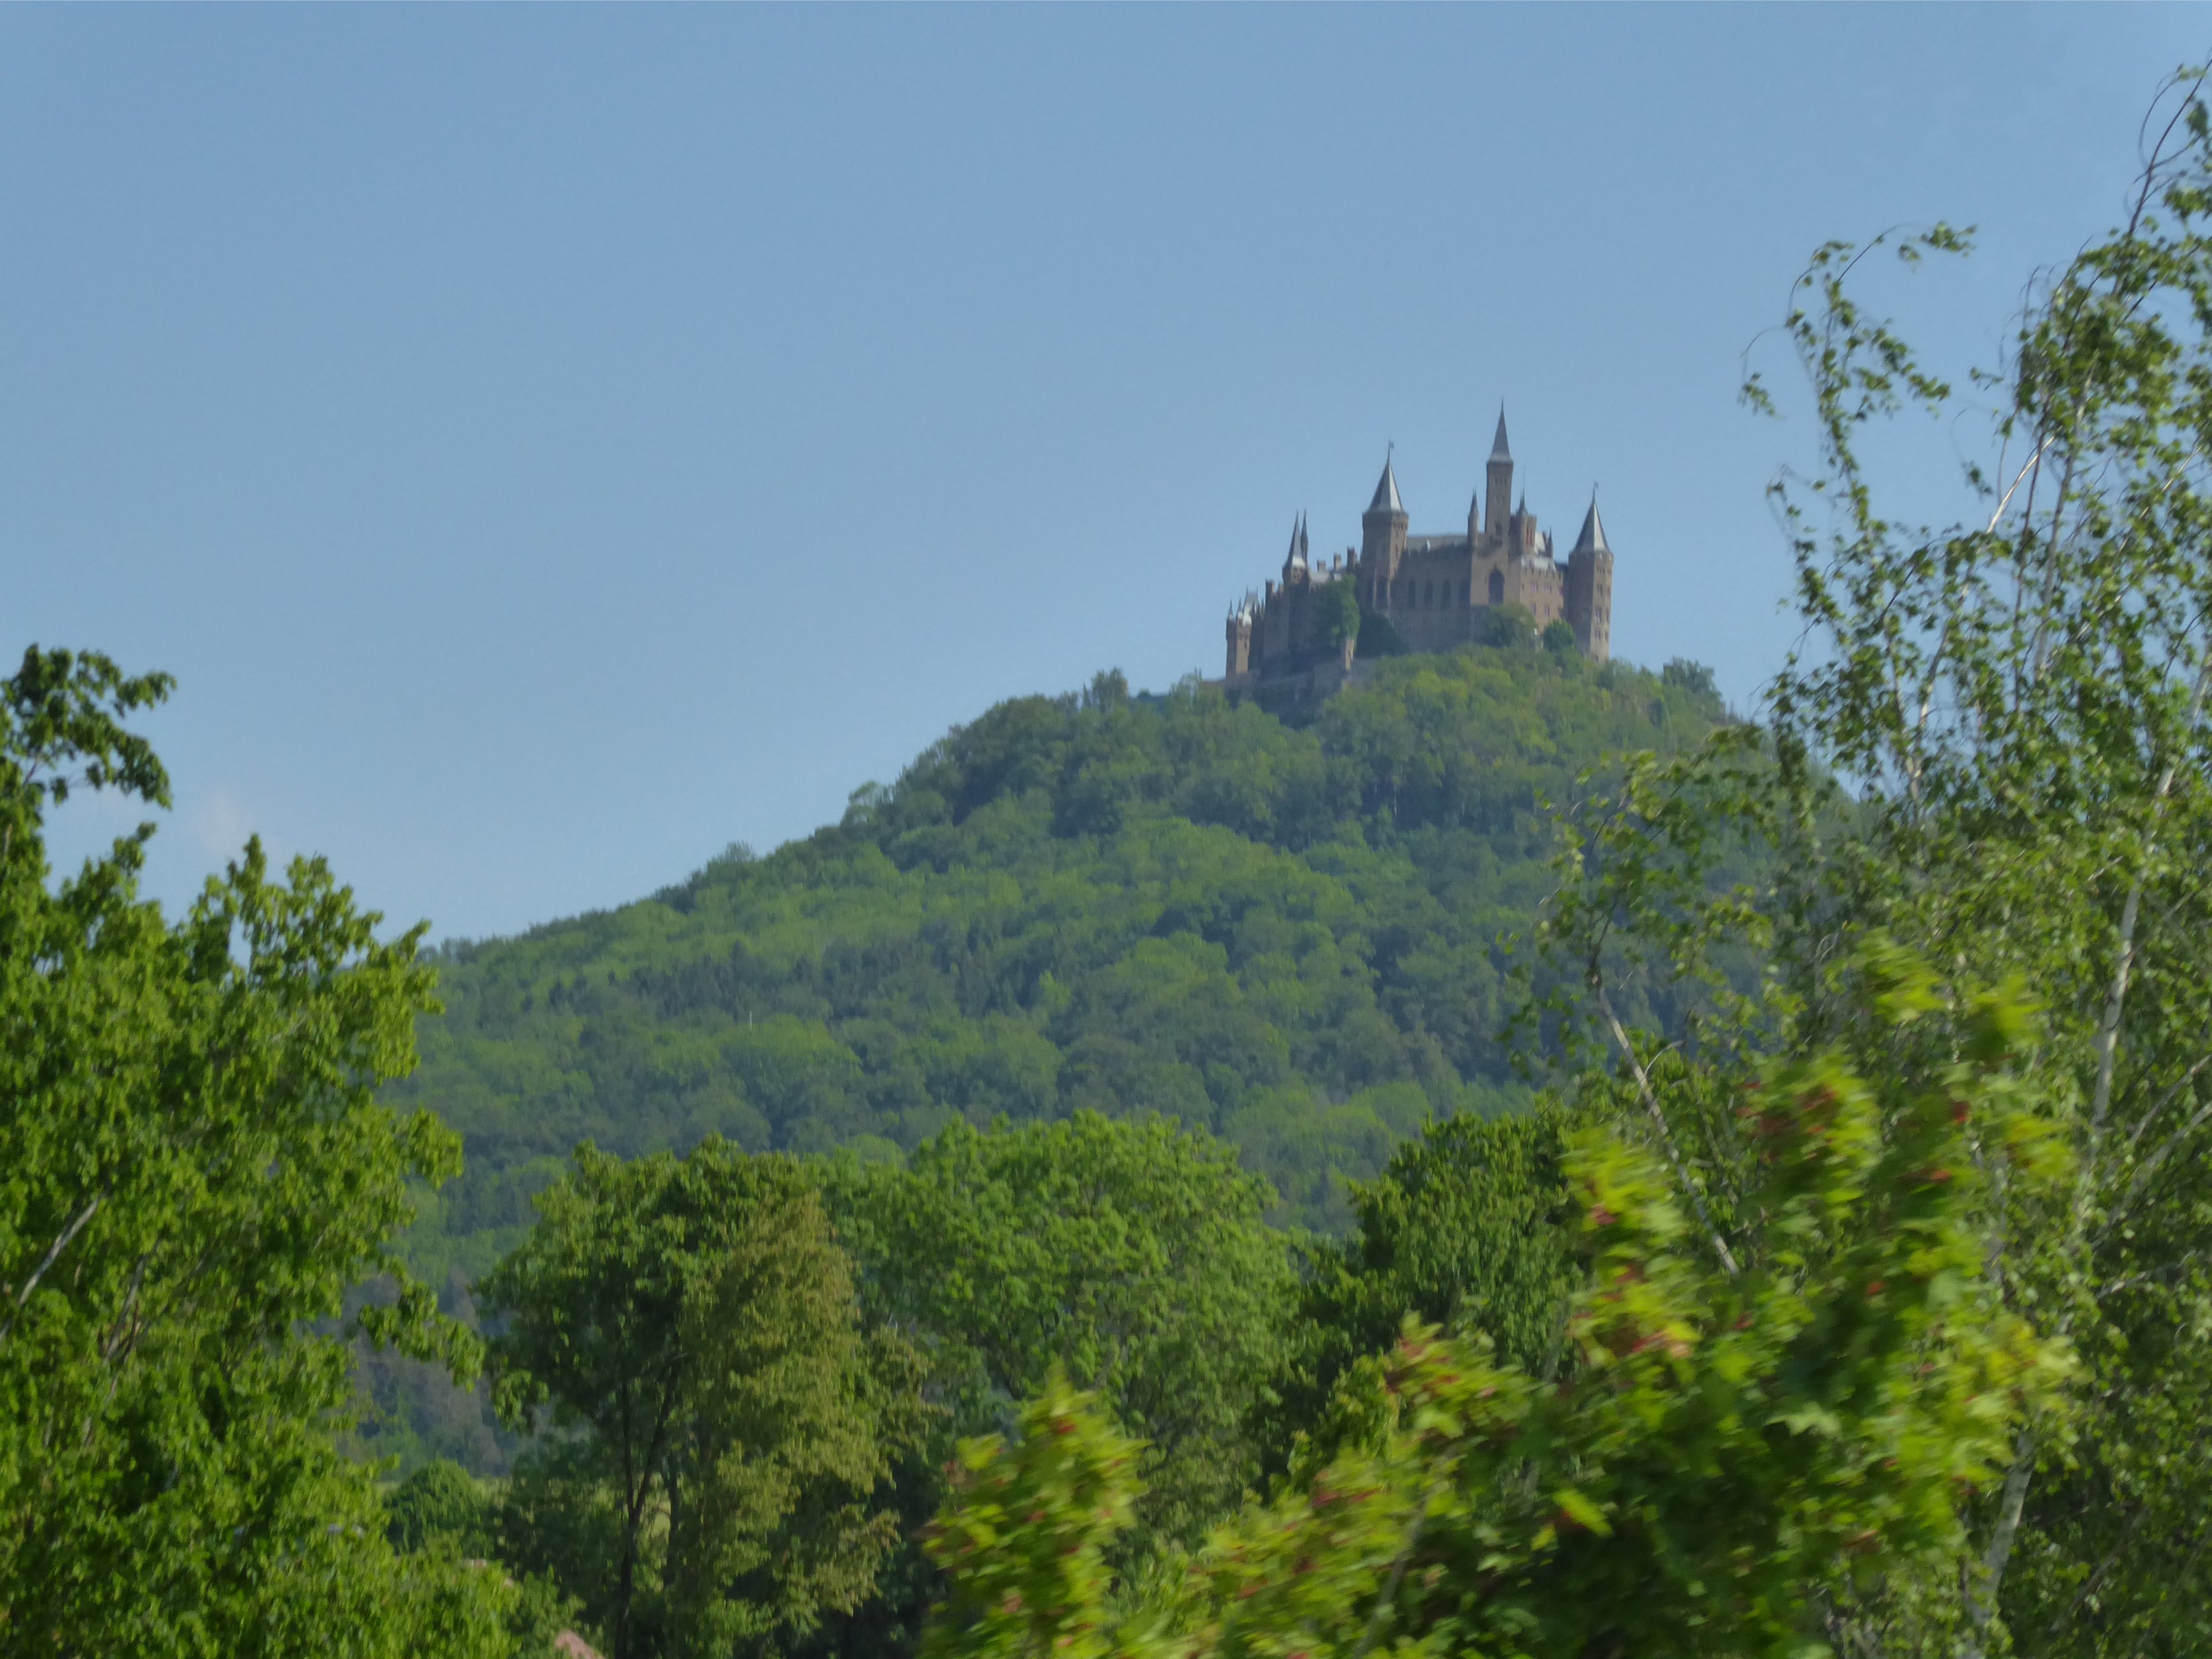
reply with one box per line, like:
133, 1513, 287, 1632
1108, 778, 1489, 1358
391, 642, 1727, 1300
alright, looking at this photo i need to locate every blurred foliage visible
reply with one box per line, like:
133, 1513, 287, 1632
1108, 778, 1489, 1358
923, 959, 2074, 1659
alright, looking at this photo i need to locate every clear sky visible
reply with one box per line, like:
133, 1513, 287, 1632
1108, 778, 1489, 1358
9, 6, 2207, 942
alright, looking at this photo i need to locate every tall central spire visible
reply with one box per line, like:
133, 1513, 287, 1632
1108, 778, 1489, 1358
1484, 407, 1515, 541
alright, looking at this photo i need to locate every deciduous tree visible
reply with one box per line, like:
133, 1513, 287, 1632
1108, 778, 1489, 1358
482, 1140, 920, 1659
0, 645, 511, 1654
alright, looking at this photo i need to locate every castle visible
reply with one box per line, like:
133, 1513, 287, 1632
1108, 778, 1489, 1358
1222, 412, 1613, 686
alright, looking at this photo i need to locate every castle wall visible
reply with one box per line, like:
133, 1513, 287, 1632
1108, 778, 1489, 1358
1373, 537, 1479, 653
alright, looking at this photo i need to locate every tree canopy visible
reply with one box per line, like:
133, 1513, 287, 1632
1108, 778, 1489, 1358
831, 1113, 1296, 1546
481, 1140, 920, 1659
0, 646, 514, 1654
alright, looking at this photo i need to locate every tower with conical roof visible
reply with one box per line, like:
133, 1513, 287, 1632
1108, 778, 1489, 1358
1281, 513, 1312, 585
1360, 455, 1408, 598
1225, 592, 1257, 677
1565, 492, 1614, 661
1483, 410, 1514, 543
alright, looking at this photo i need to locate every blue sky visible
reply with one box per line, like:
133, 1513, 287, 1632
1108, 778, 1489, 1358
8, 6, 2206, 942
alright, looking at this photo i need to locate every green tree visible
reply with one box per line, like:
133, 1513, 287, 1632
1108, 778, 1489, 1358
1354, 608, 1407, 658
832, 1114, 1295, 1548
0, 646, 510, 1655
925, 958, 2070, 1659
1542, 618, 1578, 656
481, 1140, 920, 1659
1261, 1108, 1578, 1475
388, 1459, 492, 1555
1316, 580, 1363, 659
1478, 602, 1536, 649
1658, 656, 1717, 704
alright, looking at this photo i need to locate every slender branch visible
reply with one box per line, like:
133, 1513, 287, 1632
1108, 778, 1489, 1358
0, 1193, 103, 1349
2120, 1054, 2212, 1159
2089, 644, 2212, 1138
1593, 981, 1739, 1277
1989, 436, 2059, 535
2108, 1091, 2212, 1235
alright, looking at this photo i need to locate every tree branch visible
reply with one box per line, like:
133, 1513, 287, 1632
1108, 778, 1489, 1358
1594, 981, 1739, 1277
0, 1193, 103, 1350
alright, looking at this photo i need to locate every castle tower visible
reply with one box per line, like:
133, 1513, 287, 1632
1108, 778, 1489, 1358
1360, 455, 1407, 605
1225, 598, 1255, 677
1281, 513, 1311, 586
1565, 494, 1614, 662
1484, 409, 1514, 542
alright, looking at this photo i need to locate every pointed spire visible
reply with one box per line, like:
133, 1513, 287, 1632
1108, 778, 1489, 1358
1572, 493, 1611, 555
1285, 513, 1308, 569
1368, 456, 1404, 515
1491, 406, 1511, 461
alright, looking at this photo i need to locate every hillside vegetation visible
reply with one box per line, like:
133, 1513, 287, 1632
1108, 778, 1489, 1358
382, 644, 1726, 1428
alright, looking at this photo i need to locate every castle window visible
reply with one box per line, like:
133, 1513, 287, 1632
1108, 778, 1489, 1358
1423, 580, 1434, 608
1460, 580, 1470, 606
1488, 569, 1505, 604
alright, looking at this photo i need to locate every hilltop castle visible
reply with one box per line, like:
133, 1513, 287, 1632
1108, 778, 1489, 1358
1222, 412, 1613, 688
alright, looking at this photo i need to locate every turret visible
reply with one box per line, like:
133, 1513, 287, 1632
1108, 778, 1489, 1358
1483, 409, 1513, 542
1565, 493, 1614, 661
1360, 455, 1408, 603
1225, 597, 1255, 678
1281, 513, 1311, 586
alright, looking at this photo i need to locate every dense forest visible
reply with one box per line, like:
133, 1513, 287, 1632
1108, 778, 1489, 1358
360, 641, 1727, 1475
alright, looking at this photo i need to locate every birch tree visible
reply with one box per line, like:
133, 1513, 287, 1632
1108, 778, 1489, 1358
1533, 66, 2212, 1659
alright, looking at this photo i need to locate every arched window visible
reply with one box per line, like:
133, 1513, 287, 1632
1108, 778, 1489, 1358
1460, 580, 1471, 606
1488, 569, 1505, 605
1423, 580, 1434, 608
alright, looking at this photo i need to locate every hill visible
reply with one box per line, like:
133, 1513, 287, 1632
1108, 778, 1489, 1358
365, 642, 1727, 1469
